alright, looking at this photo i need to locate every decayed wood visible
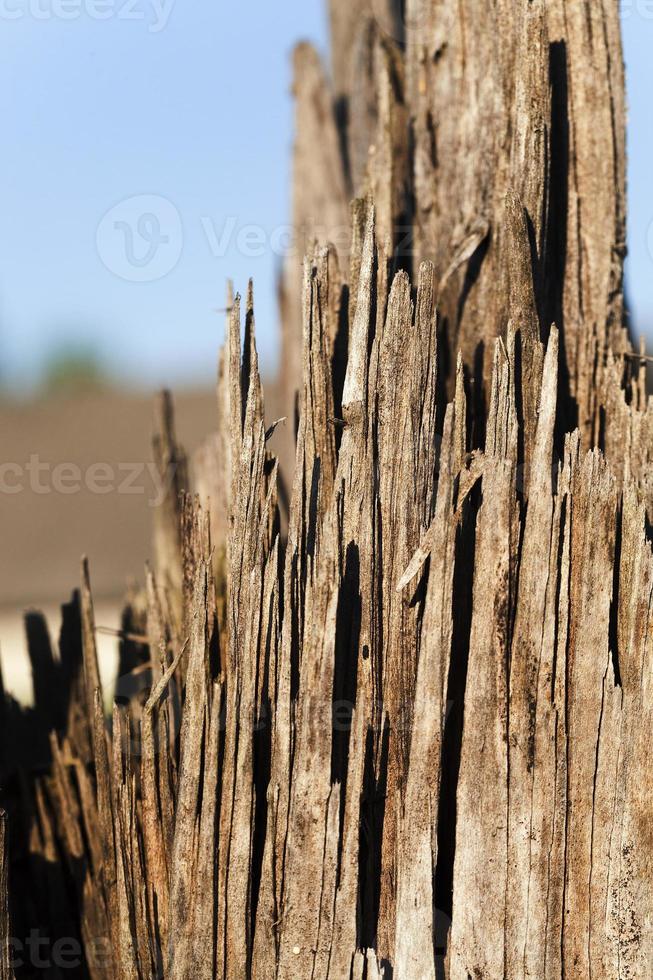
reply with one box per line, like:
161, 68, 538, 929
153, 389, 188, 620
285, 0, 632, 447
0, 1, 652, 978
4, 205, 652, 976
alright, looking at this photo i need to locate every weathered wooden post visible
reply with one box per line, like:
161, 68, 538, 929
1, 2, 651, 978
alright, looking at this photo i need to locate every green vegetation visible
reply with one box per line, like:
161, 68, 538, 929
41, 344, 107, 394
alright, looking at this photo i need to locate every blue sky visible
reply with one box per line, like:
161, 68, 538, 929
0, 2, 651, 392
622, 6, 653, 341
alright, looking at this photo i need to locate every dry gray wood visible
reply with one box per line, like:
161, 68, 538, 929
285, 0, 632, 447
3, 214, 653, 978
1, 2, 652, 979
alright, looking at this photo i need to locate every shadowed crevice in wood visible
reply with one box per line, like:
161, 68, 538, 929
470, 341, 486, 453
609, 498, 624, 689
545, 39, 569, 341
455, 233, 490, 340
358, 720, 389, 953
331, 541, 361, 790
117, 602, 149, 683
250, 572, 276, 943
433, 489, 479, 934
331, 282, 350, 429
25, 611, 60, 750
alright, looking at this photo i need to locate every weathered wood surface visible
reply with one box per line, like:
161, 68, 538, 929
285, 0, 631, 445
3, 228, 652, 976
1, 1, 652, 978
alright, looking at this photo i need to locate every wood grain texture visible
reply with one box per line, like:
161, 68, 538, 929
0, 2, 651, 978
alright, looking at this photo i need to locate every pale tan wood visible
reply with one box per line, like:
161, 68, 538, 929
2, 3, 652, 979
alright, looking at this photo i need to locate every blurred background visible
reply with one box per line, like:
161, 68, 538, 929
1, 1, 652, 698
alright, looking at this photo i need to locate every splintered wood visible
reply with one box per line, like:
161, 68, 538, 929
1, 1, 652, 978
3, 217, 652, 977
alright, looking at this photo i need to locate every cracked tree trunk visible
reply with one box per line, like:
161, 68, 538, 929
1, 2, 652, 979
